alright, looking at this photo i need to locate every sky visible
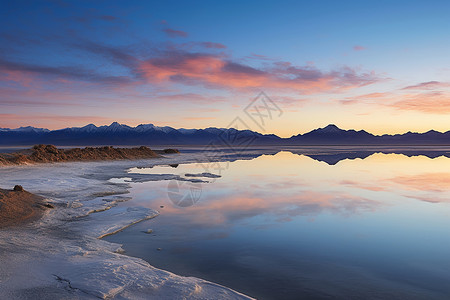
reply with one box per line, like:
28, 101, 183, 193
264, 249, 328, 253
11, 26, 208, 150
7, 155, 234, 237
1, 0, 450, 137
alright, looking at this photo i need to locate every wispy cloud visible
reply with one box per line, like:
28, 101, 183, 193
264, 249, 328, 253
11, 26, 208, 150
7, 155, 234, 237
389, 172, 450, 193
401, 81, 449, 90
198, 42, 226, 49
0, 24, 381, 111
183, 116, 216, 120
390, 91, 450, 114
339, 92, 389, 105
155, 93, 226, 103
246, 53, 277, 61
162, 28, 188, 38
338, 80, 450, 114
174, 41, 227, 51
353, 45, 366, 51
138, 51, 380, 93
73, 40, 138, 67
0, 57, 132, 85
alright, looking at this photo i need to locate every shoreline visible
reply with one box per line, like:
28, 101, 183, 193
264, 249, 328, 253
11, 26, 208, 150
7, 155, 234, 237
0, 153, 254, 299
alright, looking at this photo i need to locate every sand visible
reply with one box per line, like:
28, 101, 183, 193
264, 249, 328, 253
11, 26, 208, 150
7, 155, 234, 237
0, 187, 51, 228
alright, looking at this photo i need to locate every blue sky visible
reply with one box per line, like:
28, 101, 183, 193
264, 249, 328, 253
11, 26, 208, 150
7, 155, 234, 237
1, 0, 450, 136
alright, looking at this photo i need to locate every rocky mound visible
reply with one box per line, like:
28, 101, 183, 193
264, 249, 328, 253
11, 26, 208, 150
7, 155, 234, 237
162, 148, 180, 154
0, 186, 52, 228
0, 145, 175, 166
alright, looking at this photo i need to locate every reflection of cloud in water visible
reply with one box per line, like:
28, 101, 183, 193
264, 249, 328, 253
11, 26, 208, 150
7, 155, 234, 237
339, 180, 387, 192
390, 173, 450, 193
132, 185, 381, 228
340, 173, 450, 203
105, 150, 450, 299
128, 151, 450, 233
408, 195, 449, 203
390, 173, 450, 204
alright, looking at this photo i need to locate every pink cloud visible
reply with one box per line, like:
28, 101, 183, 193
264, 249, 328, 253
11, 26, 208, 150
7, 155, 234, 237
0, 69, 45, 88
0, 37, 381, 98
353, 45, 366, 51
401, 81, 449, 90
339, 92, 389, 105
200, 42, 226, 49
272, 96, 309, 107
338, 86, 450, 115
407, 195, 450, 204
353, 45, 367, 51
183, 116, 216, 120
246, 53, 277, 61
138, 52, 379, 93
0, 37, 383, 114
390, 91, 450, 114
155, 93, 226, 103
162, 28, 188, 38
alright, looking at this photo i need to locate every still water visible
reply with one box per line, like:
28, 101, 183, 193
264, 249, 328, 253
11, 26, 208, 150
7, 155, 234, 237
105, 151, 450, 299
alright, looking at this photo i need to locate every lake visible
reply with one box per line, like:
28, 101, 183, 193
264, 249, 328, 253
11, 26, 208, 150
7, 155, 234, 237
105, 150, 450, 299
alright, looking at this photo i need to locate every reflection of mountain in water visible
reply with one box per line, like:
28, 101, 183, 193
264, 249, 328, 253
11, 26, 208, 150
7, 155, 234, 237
230, 147, 450, 165
287, 148, 450, 165
302, 151, 374, 165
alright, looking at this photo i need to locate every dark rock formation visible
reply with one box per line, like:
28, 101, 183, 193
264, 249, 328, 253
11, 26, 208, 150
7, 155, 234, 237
163, 149, 180, 154
13, 185, 24, 192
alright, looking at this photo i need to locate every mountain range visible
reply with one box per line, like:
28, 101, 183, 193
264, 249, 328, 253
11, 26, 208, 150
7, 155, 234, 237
2, 123, 450, 146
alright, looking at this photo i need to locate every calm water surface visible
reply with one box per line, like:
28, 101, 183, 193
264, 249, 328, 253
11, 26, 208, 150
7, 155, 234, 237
105, 151, 450, 299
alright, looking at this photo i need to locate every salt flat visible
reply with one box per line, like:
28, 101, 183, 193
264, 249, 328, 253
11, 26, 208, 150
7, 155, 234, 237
0, 151, 255, 299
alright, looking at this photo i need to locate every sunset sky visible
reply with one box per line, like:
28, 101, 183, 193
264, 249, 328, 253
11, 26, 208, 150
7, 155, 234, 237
1, 0, 450, 137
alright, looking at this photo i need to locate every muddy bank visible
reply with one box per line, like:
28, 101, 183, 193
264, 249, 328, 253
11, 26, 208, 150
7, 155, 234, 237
0, 145, 179, 166
0, 186, 52, 228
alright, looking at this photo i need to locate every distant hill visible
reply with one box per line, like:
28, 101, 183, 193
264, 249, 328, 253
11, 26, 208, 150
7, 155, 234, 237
0, 122, 280, 146
289, 124, 375, 145
2, 122, 450, 146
